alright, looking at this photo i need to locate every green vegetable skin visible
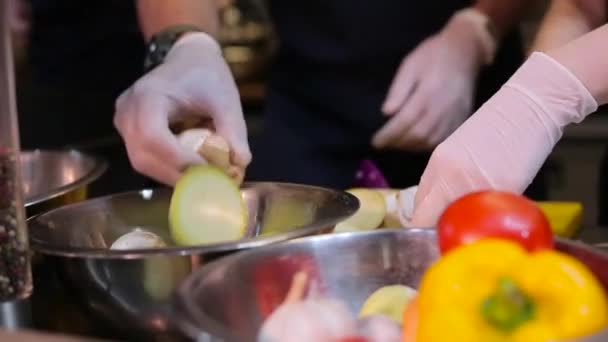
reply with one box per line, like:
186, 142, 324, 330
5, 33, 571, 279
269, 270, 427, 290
169, 165, 247, 246
359, 284, 417, 323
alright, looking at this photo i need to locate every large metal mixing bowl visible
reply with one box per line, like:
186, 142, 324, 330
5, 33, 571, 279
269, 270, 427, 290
21, 150, 107, 216
173, 229, 608, 342
27, 184, 358, 341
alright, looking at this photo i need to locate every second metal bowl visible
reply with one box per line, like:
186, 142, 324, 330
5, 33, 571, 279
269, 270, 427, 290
27, 183, 358, 340
21, 149, 107, 216
173, 229, 608, 342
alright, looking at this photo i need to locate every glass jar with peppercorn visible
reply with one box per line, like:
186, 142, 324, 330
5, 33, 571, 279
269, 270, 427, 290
0, 0, 33, 327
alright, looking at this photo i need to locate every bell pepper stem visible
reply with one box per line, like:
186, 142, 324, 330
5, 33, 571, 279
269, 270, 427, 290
481, 277, 535, 332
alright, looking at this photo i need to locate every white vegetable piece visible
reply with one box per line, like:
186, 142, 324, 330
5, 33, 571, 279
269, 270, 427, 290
258, 299, 357, 342
398, 186, 418, 228
378, 189, 401, 228
357, 315, 402, 342
176, 128, 213, 159
176, 128, 244, 184
334, 189, 387, 232
258, 272, 357, 342
109, 229, 166, 250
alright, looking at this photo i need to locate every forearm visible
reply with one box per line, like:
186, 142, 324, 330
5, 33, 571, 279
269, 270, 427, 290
531, 0, 605, 53
136, 0, 221, 41
473, 0, 530, 37
548, 23, 608, 105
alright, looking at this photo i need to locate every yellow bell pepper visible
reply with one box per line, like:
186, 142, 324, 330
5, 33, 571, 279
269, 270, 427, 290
415, 239, 608, 342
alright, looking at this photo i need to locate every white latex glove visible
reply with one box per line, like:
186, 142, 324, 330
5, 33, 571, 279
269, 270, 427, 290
373, 8, 496, 150
114, 32, 250, 186
407, 52, 598, 228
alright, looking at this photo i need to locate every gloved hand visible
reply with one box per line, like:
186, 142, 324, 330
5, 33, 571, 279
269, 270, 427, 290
114, 32, 251, 186
407, 52, 598, 228
373, 8, 496, 150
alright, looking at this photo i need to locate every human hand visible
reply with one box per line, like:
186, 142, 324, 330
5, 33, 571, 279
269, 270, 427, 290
373, 8, 495, 150
114, 32, 250, 186
406, 53, 598, 228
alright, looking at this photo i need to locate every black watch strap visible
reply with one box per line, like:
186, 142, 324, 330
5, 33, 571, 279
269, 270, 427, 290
144, 25, 203, 72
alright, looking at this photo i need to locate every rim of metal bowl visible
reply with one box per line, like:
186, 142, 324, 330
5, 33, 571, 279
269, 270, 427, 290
23, 149, 108, 207
171, 229, 608, 341
27, 183, 360, 259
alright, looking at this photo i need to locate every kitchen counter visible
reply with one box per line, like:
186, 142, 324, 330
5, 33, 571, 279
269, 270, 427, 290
0, 329, 104, 341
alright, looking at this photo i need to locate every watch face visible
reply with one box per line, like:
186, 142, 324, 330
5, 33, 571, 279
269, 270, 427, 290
146, 37, 171, 70
144, 26, 202, 71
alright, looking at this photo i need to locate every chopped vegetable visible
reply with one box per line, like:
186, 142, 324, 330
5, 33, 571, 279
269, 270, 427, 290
396, 186, 417, 227
416, 239, 608, 341
437, 191, 553, 254
169, 165, 247, 246
109, 229, 166, 250
334, 189, 386, 232
376, 189, 401, 228
358, 285, 417, 323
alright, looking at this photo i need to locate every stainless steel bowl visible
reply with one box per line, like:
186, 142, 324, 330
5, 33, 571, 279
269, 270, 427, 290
27, 184, 358, 340
21, 150, 107, 216
173, 229, 608, 342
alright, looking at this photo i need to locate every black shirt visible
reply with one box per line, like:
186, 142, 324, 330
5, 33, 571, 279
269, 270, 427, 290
28, 0, 145, 92
264, 0, 521, 136
26, 0, 520, 133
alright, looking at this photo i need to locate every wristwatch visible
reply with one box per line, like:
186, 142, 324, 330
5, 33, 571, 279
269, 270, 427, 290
143, 25, 203, 72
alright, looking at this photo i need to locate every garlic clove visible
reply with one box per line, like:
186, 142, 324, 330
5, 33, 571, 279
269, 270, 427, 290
398, 186, 418, 228
176, 128, 243, 185
376, 189, 401, 228
258, 299, 357, 342
200, 133, 231, 169
110, 229, 166, 250
356, 315, 402, 342
176, 128, 213, 162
